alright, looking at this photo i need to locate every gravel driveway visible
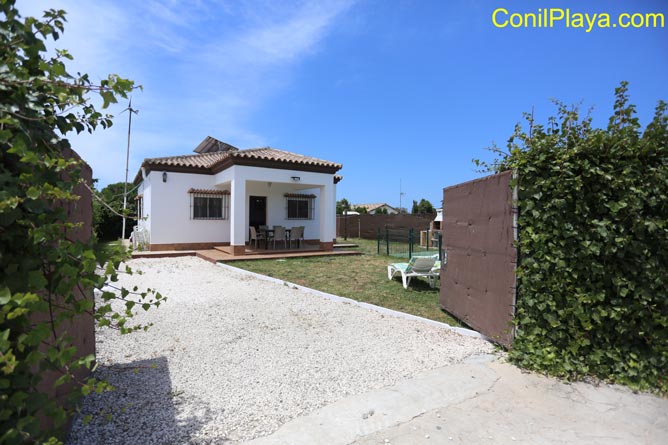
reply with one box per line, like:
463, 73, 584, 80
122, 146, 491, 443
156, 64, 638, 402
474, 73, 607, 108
68, 257, 493, 444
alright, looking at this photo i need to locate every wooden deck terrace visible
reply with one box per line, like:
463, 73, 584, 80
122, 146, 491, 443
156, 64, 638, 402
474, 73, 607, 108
132, 243, 362, 263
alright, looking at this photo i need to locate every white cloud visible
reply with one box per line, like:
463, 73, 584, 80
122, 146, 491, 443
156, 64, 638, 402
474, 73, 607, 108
14, 0, 357, 186
18, 1, 132, 76
224, 1, 354, 65
175, 0, 357, 143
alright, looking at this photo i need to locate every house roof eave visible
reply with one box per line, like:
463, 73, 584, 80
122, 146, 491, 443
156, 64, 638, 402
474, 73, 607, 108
132, 162, 211, 185
133, 158, 341, 186
211, 156, 341, 175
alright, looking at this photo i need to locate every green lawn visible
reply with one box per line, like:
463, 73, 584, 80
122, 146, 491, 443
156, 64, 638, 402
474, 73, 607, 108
228, 238, 461, 326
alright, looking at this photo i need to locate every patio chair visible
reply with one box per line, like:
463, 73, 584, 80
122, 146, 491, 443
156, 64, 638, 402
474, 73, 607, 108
387, 255, 439, 289
249, 226, 265, 249
258, 225, 273, 245
290, 226, 304, 248
273, 226, 287, 249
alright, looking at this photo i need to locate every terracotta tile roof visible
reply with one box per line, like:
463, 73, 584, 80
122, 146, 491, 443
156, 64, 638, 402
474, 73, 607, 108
229, 148, 342, 169
143, 147, 342, 170
134, 137, 342, 184
143, 151, 229, 169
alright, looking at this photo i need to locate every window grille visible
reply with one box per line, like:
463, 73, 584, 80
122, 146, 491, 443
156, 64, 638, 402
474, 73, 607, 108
189, 189, 229, 220
285, 193, 315, 220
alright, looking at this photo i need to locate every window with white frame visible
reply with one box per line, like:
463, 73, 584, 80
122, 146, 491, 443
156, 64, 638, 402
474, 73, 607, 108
189, 189, 229, 220
285, 193, 315, 220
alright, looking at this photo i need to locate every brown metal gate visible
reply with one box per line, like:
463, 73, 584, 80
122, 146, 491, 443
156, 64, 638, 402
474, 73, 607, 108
440, 171, 517, 347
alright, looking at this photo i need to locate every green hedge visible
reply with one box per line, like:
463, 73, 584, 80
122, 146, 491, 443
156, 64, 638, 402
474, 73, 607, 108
490, 83, 667, 393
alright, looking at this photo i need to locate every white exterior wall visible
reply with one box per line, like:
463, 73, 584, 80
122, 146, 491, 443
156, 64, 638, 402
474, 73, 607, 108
229, 177, 246, 246
137, 164, 337, 247
319, 180, 337, 243
147, 171, 230, 245
139, 170, 152, 239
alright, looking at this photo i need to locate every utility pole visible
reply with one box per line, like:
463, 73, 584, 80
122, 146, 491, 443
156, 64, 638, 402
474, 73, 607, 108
399, 179, 405, 214
121, 99, 139, 240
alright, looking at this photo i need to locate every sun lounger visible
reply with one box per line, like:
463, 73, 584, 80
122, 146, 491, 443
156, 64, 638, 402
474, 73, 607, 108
387, 255, 439, 289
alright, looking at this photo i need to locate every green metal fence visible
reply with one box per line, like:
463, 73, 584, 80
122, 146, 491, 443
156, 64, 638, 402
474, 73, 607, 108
377, 227, 442, 261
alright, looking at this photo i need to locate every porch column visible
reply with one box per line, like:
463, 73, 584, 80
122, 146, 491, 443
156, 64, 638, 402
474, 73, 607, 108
230, 178, 246, 255
319, 181, 336, 251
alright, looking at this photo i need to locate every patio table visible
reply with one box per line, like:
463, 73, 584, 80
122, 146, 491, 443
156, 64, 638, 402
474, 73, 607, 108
261, 228, 291, 249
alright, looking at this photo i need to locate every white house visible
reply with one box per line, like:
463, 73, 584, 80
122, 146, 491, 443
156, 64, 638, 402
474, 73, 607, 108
132, 136, 342, 253
353, 203, 399, 214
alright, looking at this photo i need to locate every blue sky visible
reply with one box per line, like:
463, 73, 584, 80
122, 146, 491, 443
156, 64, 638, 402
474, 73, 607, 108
20, 0, 668, 208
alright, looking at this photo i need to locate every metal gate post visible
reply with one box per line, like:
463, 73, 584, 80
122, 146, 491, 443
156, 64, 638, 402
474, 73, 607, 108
409, 228, 413, 258
377, 227, 381, 254
385, 225, 389, 256
438, 232, 443, 262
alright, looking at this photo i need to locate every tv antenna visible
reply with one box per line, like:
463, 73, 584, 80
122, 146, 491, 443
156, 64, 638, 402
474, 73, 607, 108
121, 98, 139, 240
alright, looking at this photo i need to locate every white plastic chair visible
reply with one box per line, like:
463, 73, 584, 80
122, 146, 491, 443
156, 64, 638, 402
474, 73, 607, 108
273, 226, 287, 249
290, 226, 304, 248
249, 226, 265, 248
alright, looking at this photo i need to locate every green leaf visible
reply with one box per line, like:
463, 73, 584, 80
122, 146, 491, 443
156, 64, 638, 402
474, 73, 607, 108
0, 288, 10, 305
26, 187, 41, 200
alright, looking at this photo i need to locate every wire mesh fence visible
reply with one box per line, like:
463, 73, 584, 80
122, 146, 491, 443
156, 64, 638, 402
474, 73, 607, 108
377, 227, 443, 261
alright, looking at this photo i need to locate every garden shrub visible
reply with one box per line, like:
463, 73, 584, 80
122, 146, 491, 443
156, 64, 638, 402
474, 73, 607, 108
479, 83, 667, 393
93, 181, 137, 241
1, 2, 163, 442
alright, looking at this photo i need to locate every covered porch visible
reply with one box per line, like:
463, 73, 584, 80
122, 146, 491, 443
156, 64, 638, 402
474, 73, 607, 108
214, 166, 339, 256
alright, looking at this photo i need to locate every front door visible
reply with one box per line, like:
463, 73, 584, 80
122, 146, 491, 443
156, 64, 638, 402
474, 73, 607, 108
249, 196, 267, 230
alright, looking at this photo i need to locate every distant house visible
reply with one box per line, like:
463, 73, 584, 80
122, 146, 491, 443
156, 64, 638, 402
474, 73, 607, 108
132, 136, 343, 253
353, 203, 399, 215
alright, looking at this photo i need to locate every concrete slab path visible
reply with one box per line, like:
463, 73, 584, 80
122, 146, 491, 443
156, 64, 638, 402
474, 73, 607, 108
248, 354, 668, 445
